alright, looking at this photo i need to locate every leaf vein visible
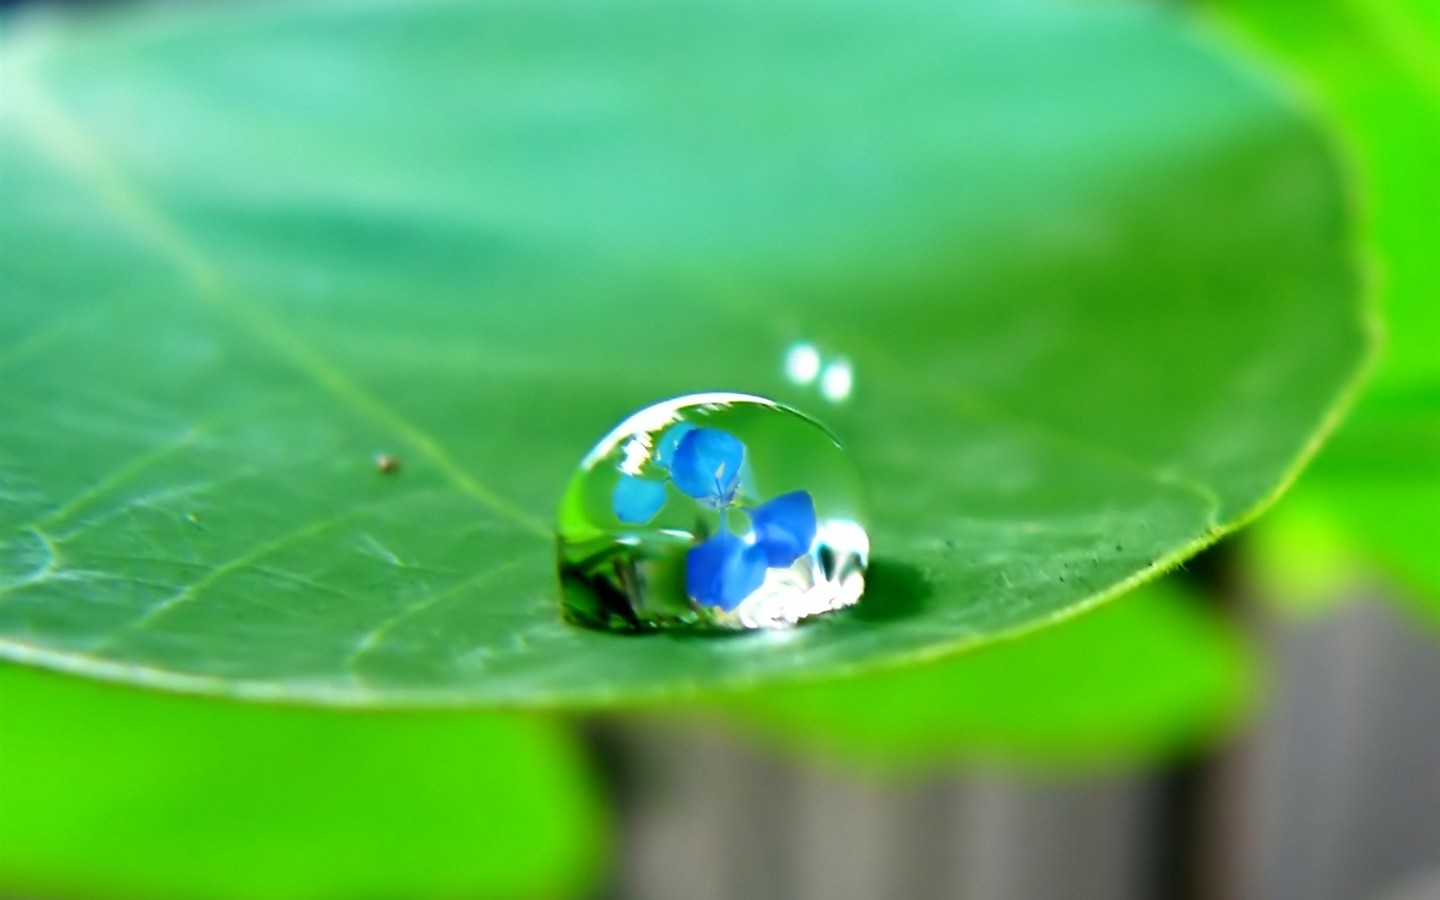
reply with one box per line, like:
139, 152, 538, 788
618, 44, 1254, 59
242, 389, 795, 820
5, 63, 549, 540
91, 491, 444, 647
345, 552, 544, 676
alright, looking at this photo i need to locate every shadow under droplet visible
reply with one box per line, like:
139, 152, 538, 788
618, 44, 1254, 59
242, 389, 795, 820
846, 556, 933, 624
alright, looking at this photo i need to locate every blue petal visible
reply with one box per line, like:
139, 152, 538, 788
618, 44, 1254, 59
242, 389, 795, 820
612, 475, 667, 524
686, 532, 769, 611
653, 422, 696, 471
748, 490, 817, 567
670, 427, 745, 503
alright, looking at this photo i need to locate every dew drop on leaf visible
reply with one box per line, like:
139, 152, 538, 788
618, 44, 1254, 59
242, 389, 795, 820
556, 393, 870, 631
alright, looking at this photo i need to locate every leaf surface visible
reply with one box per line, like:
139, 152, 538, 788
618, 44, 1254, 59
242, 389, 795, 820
1212, 0, 1439, 619
0, 0, 1368, 705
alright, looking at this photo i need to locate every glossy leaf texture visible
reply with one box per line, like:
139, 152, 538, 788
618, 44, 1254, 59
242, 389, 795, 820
713, 579, 1253, 770
0, 665, 604, 899
1211, 0, 1440, 620
0, 0, 1368, 706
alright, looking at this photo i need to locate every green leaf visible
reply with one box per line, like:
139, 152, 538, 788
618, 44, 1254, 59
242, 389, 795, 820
0, 0, 1368, 706
1245, 390, 1440, 619
713, 579, 1253, 770
0, 665, 604, 899
1211, 0, 1440, 619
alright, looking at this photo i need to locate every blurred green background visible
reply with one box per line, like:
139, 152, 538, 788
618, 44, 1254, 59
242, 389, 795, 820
0, 0, 1435, 899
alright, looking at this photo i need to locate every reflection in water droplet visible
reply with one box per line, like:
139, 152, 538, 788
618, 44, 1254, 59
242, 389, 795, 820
557, 393, 869, 632
784, 342, 823, 385
820, 357, 854, 402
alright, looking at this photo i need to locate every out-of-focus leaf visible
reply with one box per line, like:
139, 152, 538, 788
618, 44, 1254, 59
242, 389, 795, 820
1247, 393, 1439, 618
715, 580, 1252, 770
0, 0, 1367, 706
0, 665, 604, 900
1212, 0, 1440, 619
1246, 497, 1368, 614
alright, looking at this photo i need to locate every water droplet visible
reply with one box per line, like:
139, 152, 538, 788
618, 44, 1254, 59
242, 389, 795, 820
784, 341, 823, 385
780, 340, 855, 403
819, 356, 854, 402
557, 393, 869, 631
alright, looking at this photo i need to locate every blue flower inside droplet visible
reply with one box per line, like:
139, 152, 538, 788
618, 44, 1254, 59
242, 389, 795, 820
670, 427, 745, 506
611, 423, 702, 525
612, 474, 667, 524
653, 422, 696, 469
686, 490, 818, 611
746, 490, 818, 568
610, 422, 819, 612
685, 531, 769, 612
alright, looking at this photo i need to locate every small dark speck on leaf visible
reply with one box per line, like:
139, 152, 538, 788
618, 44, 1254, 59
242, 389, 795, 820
185, 511, 202, 529
375, 453, 401, 475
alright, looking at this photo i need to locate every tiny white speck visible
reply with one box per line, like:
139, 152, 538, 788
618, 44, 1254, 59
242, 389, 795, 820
820, 358, 854, 402
784, 342, 822, 385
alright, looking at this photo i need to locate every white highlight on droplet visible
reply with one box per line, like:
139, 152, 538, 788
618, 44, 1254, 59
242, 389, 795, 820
820, 357, 854, 402
619, 435, 651, 475
784, 342, 822, 385
734, 517, 869, 629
